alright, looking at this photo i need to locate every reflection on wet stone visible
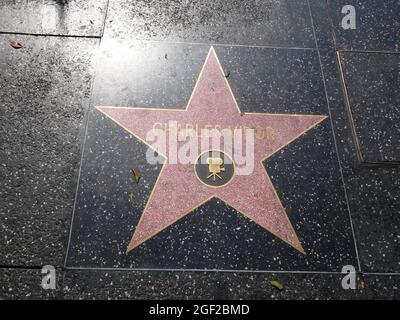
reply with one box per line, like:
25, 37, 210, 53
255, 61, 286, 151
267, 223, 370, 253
0, 0, 108, 36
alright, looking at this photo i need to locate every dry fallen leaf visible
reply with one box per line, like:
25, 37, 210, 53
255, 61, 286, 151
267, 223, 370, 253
9, 40, 23, 49
128, 192, 136, 205
383, 32, 391, 38
359, 273, 366, 289
270, 280, 284, 291
130, 168, 141, 184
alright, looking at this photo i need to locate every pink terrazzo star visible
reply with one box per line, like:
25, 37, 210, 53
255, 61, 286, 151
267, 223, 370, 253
97, 47, 327, 254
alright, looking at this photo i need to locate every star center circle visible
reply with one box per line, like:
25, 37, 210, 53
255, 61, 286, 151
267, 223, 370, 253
194, 150, 235, 188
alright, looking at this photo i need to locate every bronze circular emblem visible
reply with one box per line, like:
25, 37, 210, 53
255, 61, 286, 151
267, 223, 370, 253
195, 150, 235, 188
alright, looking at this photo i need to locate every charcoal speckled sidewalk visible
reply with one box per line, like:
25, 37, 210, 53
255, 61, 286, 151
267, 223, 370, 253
0, 0, 399, 300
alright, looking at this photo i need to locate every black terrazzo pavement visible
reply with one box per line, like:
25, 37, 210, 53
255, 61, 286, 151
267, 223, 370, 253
0, 0, 399, 299
338, 51, 400, 163
0, 34, 97, 266
1, 268, 399, 300
0, 0, 108, 36
327, 0, 399, 52
103, 0, 315, 47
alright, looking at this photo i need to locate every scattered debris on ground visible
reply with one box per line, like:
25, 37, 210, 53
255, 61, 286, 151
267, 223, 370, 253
129, 192, 136, 205
270, 280, 284, 291
130, 168, 141, 184
9, 40, 23, 49
359, 273, 366, 290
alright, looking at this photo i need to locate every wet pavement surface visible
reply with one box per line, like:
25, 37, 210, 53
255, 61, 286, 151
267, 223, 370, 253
0, 0, 399, 299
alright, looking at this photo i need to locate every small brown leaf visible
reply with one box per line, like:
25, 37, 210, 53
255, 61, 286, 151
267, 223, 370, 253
9, 40, 23, 49
270, 280, 284, 290
383, 32, 391, 38
128, 192, 136, 205
130, 168, 141, 184
359, 273, 366, 289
